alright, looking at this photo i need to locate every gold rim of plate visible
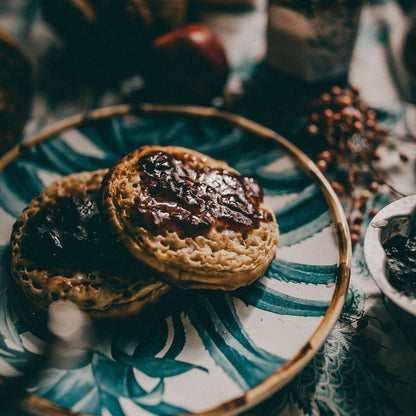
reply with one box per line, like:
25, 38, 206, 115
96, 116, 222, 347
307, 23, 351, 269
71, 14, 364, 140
0, 103, 352, 416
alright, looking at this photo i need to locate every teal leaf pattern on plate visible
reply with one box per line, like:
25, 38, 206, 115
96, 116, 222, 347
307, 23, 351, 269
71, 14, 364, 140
187, 291, 286, 390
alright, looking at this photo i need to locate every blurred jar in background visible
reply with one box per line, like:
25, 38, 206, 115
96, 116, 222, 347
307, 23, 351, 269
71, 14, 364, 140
266, 0, 364, 85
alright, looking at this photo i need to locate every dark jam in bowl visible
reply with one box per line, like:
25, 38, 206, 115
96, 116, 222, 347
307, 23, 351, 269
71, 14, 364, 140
128, 150, 273, 238
21, 191, 135, 273
383, 233, 416, 298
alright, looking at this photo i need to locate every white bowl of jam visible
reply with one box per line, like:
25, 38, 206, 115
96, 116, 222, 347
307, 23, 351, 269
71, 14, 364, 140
364, 195, 416, 318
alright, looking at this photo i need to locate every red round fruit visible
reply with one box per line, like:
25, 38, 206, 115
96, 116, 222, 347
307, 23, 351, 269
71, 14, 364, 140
150, 23, 229, 102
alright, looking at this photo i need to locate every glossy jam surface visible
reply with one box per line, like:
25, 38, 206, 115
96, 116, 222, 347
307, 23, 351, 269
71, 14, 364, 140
128, 150, 273, 237
383, 233, 416, 298
22, 191, 134, 273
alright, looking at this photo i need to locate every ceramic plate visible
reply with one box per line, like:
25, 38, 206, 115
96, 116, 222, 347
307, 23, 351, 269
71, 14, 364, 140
0, 104, 351, 416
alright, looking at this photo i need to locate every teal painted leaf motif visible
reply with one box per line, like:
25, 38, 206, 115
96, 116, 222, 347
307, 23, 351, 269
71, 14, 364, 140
200, 292, 283, 363
0, 349, 41, 375
162, 314, 186, 359
129, 369, 161, 399
73, 386, 100, 415
236, 281, 330, 317
260, 171, 312, 195
279, 210, 333, 247
109, 310, 190, 366
109, 312, 207, 378
88, 118, 133, 156
220, 143, 283, 175
93, 355, 166, 413
110, 314, 171, 359
79, 118, 150, 156
33, 365, 98, 413
32, 140, 85, 175
153, 118, 276, 168
268, 182, 332, 247
23, 135, 113, 173
156, 118, 219, 150
275, 184, 330, 235
35, 138, 110, 173
0, 170, 36, 217
191, 124, 249, 157
0, 271, 36, 371
115, 353, 207, 378
93, 355, 147, 398
229, 145, 311, 195
92, 354, 188, 415
0, 297, 21, 361
3, 163, 45, 206
187, 292, 286, 390
267, 258, 337, 285
101, 391, 126, 416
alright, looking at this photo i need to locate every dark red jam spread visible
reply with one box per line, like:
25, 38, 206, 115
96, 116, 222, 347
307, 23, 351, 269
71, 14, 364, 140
127, 150, 273, 238
21, 191, 135, 273
383, 233, 416, 298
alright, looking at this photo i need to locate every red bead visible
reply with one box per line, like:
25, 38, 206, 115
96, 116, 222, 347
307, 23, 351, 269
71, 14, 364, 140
331, 86, 343, 95
321, 93, 331, 103
353, 121, 363, 131
307, 124, 319, 135
369, 181, 379, 193
316, 159, 327, 171
317, 150, 332, 162
366, 119, 375, 128
331, 181, 345, 195
368, 208, 379, 218
324, 108, 334, 119
351, 233, 360, 246
310, 112, 320, 122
